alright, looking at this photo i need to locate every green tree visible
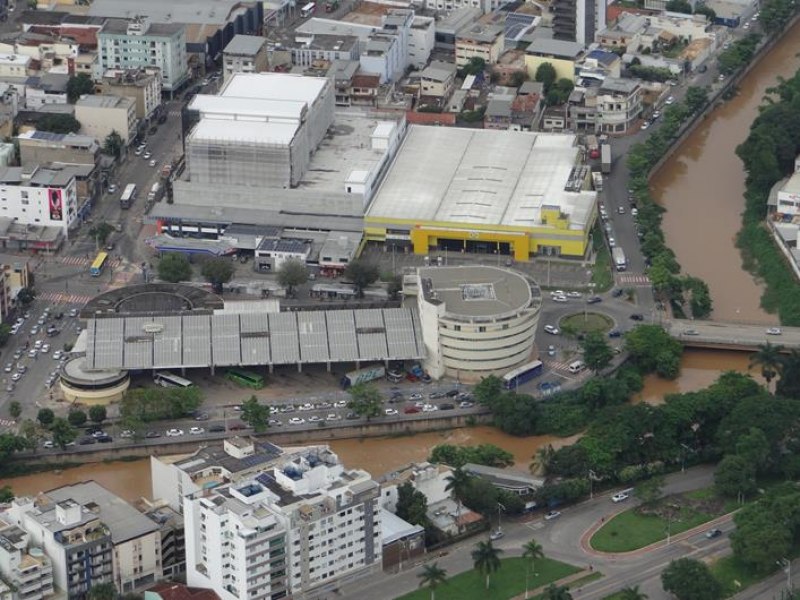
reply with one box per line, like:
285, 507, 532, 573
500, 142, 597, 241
461, 57, 486, 76
89, 405, 106, 424
661, 558, 723, 600
714, 454, 757, 498
0, 485, 13, 502
87, 582, 117, 600
429, 443, 513, 468
18, 420, 39, 449
749, 342, 783, 388
735, 427, 770, 472
444, 466, 473, 506
158, 253, 192, 283
276, 259, 309, 296
0, 324, 10, 347
684, 86, 710, 114
396, 482, 430, 527
66, 72, 94, 103
693, 4, 716, 20
665, 0, 692, 12
344, 259, 380, 297
522, 538, 544, 597
529, 444, 554, 476
618, 586, 648, 600
534, 62, 557, 93
67, 409, 87, 427
624, 325, 683, 378
37, 408, 55, 428
473, 375, 503, 406
241, 395, 270, 433
542, 584, 573, 600
17, 287, 36, 305
634, 475, 664, 506
201, 257, 235, 293
103, 130, 124, 159
471, 540, 503, 590
580, 331, 614, 374
417, 563, 447, 600
50, 418, 78, 450
37, 113, 81, 134
346, 383, 383, 420
8, 401, 21, 420
89, 222, 115, 246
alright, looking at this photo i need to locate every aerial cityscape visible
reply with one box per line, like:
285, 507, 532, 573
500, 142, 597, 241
0, 0, 797, 599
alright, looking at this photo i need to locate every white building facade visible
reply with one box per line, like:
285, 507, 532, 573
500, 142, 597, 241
0, 165, 79, 238
75, 94, 137, 145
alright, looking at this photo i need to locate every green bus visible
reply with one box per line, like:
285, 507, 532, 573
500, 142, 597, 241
226, 368, 265, 389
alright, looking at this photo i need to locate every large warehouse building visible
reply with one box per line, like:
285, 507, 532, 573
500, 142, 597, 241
365, 126, 597, 260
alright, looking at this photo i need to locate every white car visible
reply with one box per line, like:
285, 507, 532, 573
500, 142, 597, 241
165, 428, 184, 437
34, 340, 42, 349
107, 184, 118, 194
3, 363, 11, 373
552, 295, 568, 303
288, 417, 305, 425
41, 344, 50, 354
612, 492, 630, 503
53, 350, 63, 360
422, 404, 438, 413
609, 237, 616, 248
333, 400, 347, 408
766, 327, 783, 335
189, 427, 205, 435
326, 413, 341, 421
544, 511, 561, 520
43, 440, 54, 449
617, 206, 626, 214
120, 430, 134, 438
27, 349, 37, 358
743, 22, 750, 29
544, 325, 560, 335
149, 159, 157, 167
410, 393, 424, 401
298, 403, 314, 411
385, 408, 399, 416
308, 415, 324, 423
665, 96, 675, 105
567, 291, 582, 298
550, 290, 566, 297
11, 373, 21, 381
143, 151, 152, 159
631, 208, 639, 217
641, 121, 650, 130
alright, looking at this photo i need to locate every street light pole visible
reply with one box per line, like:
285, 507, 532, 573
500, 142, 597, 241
496, 502, 506, 534
778, 558, 792, 592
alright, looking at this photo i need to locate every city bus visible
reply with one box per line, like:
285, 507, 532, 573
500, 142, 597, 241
153, 371, 194, 388
301, 2, 316, 17
120, 184, 137, 209
226, 368, 265, 389
502, 360, 544, 390
90, 251, 109, 277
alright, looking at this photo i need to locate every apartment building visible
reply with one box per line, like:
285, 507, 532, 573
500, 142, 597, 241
409, 16, 435, 69
99, 68, 162, 120
418, 61, 457, 98
455, 24, 504, 67
596, 77, 643, 134
0, 258, 30, 320
0, 518, 54, 600
0, 164, 78, 239
97, 18, 188, 92
74, 94, 137, 145
6, 482, 162, 598
156, 438, 382, 600
0, 54, 30, 78
222, 35, 269, 82
552, 0, 608, 45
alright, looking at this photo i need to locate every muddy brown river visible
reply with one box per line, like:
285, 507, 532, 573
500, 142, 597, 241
651, 20, 800, 323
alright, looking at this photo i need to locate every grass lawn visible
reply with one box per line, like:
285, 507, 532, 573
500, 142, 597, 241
590, 506, 715, 552
560, 312, 614, 335
395, 557, 580, 600
591, 231, 614, 292
710, 555, 765, 597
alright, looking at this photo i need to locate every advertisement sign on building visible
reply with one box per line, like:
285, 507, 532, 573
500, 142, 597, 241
48, 188, 63, 221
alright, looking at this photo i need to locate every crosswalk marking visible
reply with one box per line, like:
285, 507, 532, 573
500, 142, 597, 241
37, 292, 92, 305
0, 419, 16, 427
617, 273, 651, 285
56, 256, 123, 268
545, 359, 575, 372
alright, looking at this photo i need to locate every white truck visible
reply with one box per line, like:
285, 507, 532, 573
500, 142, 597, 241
612, 247, 627, 271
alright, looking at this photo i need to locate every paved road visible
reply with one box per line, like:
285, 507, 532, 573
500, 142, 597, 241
667, 319, 796, 348
337, 466, 717, 600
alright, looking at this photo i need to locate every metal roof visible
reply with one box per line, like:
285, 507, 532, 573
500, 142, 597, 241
220, 72, 328, 106
84, 307, 425, 370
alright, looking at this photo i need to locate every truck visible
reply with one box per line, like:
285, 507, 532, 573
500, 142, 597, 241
340, 365, 386, 389
601, 144, 612, 174
591, 172, 603, 192
147, 182, 162, 203
612, 247, 627, 271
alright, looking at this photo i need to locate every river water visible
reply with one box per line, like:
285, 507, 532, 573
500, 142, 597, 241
0, 349, 761, 499
651, 20, 800, 323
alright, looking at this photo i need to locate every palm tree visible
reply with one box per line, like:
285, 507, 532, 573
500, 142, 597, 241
529, 445, 554, 476
472, 540, 503, 590
749, 342, 784, 388
542, 584, 573, 600
618, 585, 648, 600
522, 538, 545, 598
444, 467, 472, 504
417, 563, 447, 600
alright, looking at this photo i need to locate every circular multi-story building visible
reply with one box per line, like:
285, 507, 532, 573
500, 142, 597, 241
411, 265, 542, 381
59, 356, 130, 405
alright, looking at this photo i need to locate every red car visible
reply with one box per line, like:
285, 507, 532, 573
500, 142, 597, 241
404, 406, 420, 414
406, 372, 418, 382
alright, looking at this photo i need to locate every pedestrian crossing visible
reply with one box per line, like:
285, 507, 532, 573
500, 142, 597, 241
545, 359, 576, 372
168, 109, 182, 118
617, 273, 651, 285
37, 291, 93, 305
56, 256, 123, 268
0, 419, 16, 428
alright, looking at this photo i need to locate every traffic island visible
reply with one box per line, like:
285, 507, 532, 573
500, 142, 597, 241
559, 312, 614, 337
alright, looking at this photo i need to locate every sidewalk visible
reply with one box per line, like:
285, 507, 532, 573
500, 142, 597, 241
510, 569, 595, 600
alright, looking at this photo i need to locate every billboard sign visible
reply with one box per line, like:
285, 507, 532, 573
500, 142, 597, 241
48, 188, 63, 221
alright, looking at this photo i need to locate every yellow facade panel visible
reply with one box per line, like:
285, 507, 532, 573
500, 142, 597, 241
524, 55, 576, 82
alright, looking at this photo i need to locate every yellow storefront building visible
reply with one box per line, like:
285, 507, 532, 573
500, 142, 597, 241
365, 126, 597, 260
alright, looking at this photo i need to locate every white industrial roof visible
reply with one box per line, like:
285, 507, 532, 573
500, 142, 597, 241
190, 119, 299, 146
220, 72, 328, 106
189, 94, 307, 122
366, 126, 596, 230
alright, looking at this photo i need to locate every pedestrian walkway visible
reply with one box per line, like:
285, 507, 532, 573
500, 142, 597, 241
510, 568, 595, 600
37, 291, 93, 305
616, 273, 650, 286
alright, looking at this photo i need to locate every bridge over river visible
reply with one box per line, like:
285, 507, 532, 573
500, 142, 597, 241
666, 319, 800, 351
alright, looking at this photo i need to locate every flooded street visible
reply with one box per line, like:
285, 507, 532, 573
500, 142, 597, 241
0, 349, 765, 496
651, 20, 800, 323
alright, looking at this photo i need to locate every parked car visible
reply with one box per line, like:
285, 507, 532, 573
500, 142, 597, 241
706, 528, 723, 539
288, 417, 305, 425
608, 329, 622, 338
766, 327, 783, 335
165, 428, 184, 437
612, 288, 624, 298
544, 511, 561, 520
439, 403, 455, 410
684, 329, 700, 336
489, 530, 504, 541
404, 406, 421, 414
587, 296, 602, 304
629, 314, 644, 321
385, 408, 399, 416
189, 427, 205, 435
544, 325, 560, 335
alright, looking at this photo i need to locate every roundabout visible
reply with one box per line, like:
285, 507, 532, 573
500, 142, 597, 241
558, 312, 615, 336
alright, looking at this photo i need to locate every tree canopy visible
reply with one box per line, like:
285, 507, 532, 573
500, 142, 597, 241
201, 257, 235, 293
67, 72, 94, 103
346, 383, 382, 420
158, 253, 192, 283
241, 395, 271, 433
661, 558, 723, 600
344, 260, 380, 297
38, 113, 81, 134
276, 259, 309, 296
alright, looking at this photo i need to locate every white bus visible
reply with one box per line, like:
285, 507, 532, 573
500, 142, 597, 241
153, 371, 194, 388
301, 2, 316, 16
120, 184, 137, 209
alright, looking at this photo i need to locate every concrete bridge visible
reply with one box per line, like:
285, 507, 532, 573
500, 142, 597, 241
666, 319, 800, 351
